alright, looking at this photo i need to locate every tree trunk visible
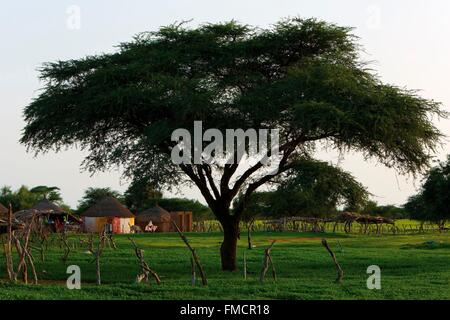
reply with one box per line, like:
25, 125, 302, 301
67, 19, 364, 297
220, 220, 240, 271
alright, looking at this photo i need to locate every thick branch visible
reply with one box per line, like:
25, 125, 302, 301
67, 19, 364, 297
201, 164, 221, 200
180, 164, 217, 208
229, 136, 303, 198
220, 155, 239, 195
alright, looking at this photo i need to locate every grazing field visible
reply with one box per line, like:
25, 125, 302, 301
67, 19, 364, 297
1, 230, 450, 300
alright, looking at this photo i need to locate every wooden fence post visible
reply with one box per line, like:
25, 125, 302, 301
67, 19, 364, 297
260, 241, 276, 283
321, 239, 344, 283
172, 221, 208, 286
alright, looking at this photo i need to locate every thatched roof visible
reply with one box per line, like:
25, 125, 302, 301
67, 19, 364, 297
0, 203, 8, 217
13, 200, 66, 221
14, 209, 39, 221
14, 209, 82, 224
32, 199, 66, 214
81, 197, 134, 218
136, 205, 171, 224
0, 217, 24, 231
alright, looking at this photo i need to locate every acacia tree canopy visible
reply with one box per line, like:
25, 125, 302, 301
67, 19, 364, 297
22, 18, 445, 270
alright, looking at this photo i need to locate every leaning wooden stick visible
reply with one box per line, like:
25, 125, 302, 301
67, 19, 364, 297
267, 254, 277, 281
321, 239, 344, 283
260, 241, 276, 283
2, 241, 13, 281
128, 237, 161, 285
4, 204, 15, 281
107, 234, 117, 249
15, 214, 36, 284
172, 221, 208, 286
60, 231, 71, 264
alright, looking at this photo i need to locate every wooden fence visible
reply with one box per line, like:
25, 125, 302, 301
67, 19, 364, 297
192, 219, 448, 235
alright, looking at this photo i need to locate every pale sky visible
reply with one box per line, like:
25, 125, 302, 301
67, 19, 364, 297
1, 0, 449, 208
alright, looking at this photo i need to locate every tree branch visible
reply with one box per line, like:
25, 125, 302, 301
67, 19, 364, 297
229, 136, 301, 199
180, 164, 217, 209
201, 164, 221, 200
220, 163, 239, 196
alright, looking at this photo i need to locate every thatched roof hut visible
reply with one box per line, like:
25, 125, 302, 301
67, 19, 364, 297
32, 199, 66, 214
15, 199, 67, 221
15, 199, 80, 233
81, 197, 135, 234
136, 205, 172, 232
0, 203, 8, 218
137, 205, 171, 223
81, 197, 134, 218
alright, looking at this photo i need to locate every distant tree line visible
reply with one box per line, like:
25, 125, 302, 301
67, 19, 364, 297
0, 185, 68, 213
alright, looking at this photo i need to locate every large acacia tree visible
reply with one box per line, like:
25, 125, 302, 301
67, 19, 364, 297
22, 18, 444, 270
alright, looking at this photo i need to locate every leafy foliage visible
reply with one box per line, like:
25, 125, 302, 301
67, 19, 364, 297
404, 156, 450, 225
22, 18, 443, 205
271, 158, 369, 217
361, 201, 406, 219
233, 191, 274, 223
404, 194, 427, 221
234, 158, 369, 219
157, 198, 213, 222
0, 185, 64, 212
124, 180, 163, 212
30, 185, 61, 201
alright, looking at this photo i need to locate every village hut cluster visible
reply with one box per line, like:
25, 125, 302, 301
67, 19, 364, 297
0, 197, 193, 235
80, 197, 192, 234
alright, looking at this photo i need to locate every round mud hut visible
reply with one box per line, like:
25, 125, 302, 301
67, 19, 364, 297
135, 205, 172, 232
81, 197, 135, 234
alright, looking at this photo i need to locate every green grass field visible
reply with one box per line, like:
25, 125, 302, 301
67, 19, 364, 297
1, 230, 450, 300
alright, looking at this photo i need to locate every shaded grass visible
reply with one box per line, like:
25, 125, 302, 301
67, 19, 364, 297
1, 231, 450, 300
